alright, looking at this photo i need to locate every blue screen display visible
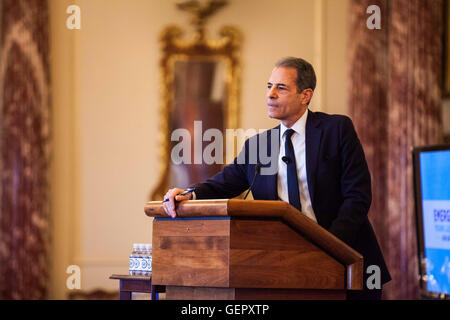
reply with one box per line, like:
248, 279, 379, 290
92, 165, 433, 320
419, 150, 450, 295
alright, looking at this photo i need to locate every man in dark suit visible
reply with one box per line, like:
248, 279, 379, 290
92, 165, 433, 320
162, 57, 391, 299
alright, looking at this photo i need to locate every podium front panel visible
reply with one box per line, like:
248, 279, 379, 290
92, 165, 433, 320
152, 217, 231, 287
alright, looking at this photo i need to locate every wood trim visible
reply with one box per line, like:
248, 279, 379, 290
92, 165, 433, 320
145, 199, 230, 217
165, 286, 346, 300
166, 286, 235, 300
235, 288, 346, 300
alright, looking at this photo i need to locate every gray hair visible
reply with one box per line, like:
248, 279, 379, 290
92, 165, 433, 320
275, 57, 316, 93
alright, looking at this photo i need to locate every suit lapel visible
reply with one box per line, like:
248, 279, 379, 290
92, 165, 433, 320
305, 111, 322, 205
258, 125, 279, 200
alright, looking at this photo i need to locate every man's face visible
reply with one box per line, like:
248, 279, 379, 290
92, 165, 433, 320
267, 67, 311, 127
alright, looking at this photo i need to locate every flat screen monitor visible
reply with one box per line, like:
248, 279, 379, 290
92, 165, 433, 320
413, 145, 450, 299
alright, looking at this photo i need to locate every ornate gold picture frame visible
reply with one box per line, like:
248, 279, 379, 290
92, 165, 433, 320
150, 24, 242, 200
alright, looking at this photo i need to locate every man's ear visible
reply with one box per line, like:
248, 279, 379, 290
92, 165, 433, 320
301, 89, 314, 105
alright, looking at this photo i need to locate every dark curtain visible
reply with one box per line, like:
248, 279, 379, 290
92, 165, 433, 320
0, 0, 51, 299
349, 0, 444, 299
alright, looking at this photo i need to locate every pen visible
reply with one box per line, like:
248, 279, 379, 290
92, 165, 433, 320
162, 188, 195, 203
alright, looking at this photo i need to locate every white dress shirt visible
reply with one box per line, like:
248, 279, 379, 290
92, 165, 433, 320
277, 109, 317, 222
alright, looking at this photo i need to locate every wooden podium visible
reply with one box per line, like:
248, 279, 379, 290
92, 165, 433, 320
144, 199, 363, 300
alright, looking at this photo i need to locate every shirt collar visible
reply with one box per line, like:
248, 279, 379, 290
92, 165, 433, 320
280, 108, 308, 139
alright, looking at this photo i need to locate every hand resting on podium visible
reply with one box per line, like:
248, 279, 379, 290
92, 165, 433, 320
162, 188, 194, 218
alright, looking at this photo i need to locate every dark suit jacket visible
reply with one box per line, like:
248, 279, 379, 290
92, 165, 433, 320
191, 110, 391, 286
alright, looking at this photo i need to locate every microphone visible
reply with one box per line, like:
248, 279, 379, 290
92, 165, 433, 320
282, 156, 291, 164
244, 163, 262, 200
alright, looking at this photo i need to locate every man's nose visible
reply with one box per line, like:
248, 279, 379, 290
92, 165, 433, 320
268, 86, 277, 99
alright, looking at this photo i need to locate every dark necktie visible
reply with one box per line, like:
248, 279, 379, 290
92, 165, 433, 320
284, 129, 302, 212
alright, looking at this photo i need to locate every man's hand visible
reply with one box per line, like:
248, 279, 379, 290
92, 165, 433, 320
162, 188, 193, 218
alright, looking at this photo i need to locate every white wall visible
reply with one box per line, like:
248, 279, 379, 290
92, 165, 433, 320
49, 0, 349, 298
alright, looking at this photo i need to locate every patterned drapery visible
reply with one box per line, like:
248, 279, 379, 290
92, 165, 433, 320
0, 0, 51, 299
349, 0, 443, 299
